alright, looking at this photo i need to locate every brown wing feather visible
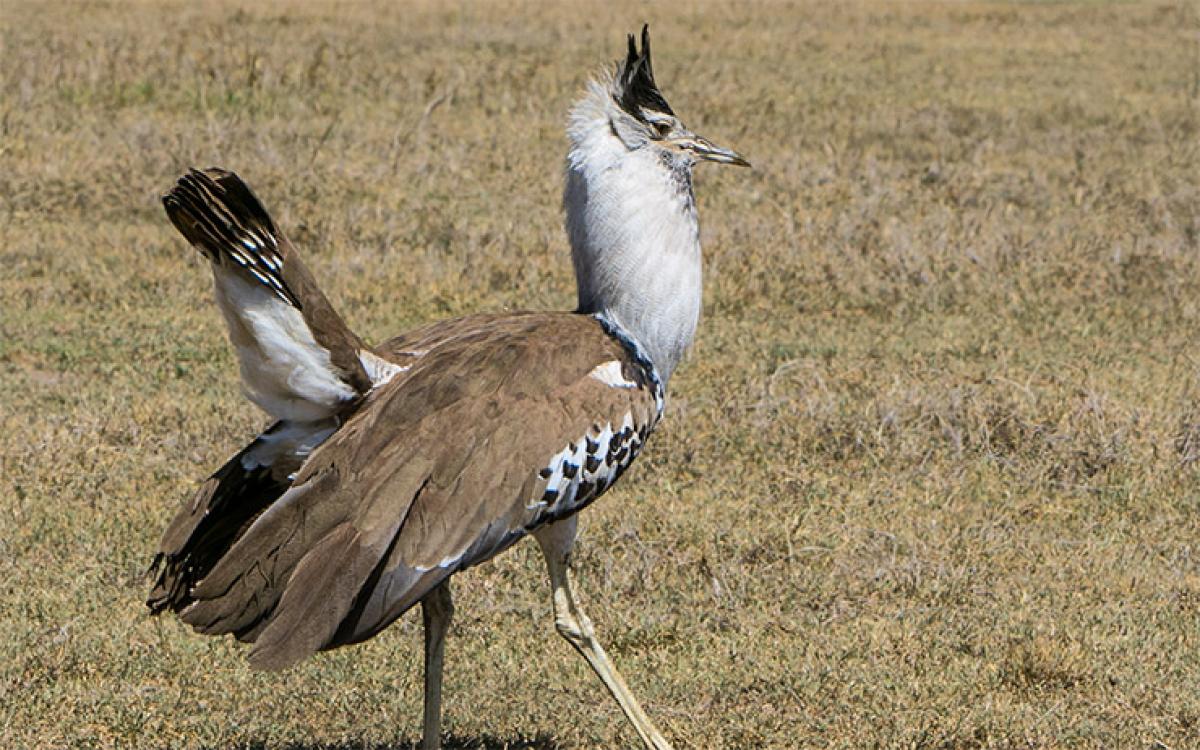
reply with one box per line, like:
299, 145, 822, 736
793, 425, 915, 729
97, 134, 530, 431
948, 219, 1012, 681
331, 313, 661, 648
372, 311, 514, 362
148, 421, 311, 615
166, 312, 660, 669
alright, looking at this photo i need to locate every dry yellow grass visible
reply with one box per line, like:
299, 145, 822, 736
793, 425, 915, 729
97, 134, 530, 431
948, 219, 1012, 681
2, 1, 1199, 748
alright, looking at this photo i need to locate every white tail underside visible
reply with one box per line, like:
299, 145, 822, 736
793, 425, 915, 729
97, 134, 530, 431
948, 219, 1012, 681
211, 266, 358, 422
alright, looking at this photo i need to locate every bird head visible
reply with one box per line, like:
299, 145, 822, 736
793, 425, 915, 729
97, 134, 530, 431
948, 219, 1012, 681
607, 25, 749, 169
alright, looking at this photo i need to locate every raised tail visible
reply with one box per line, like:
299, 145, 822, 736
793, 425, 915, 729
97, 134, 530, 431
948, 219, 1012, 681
163, 168, 394, 421
153, 169, 413, 666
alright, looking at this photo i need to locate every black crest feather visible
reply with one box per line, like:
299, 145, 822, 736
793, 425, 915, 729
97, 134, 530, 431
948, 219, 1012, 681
616, 25, 674, 118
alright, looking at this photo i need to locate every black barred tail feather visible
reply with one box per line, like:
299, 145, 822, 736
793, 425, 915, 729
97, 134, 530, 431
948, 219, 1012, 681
161, 168, 375, 422
163, 169, 299, 307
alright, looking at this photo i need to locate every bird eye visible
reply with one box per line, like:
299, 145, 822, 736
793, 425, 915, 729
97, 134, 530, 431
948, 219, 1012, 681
651, 120, 671, 138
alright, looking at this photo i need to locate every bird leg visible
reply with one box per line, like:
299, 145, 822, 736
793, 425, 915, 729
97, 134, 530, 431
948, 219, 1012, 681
534, 518, 676, 750
420, 580, 454, 750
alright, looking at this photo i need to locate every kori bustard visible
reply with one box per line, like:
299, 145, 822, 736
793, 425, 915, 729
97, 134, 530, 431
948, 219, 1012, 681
148, 26, 747, 750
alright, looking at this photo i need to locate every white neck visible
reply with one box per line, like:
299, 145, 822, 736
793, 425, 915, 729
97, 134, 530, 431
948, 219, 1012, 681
563, 80, 702, 385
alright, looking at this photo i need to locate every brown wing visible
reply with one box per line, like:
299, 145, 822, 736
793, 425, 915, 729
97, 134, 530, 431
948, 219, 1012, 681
373, 311, 517, 361
173, 312, 661, 670
147, 419, 337, 614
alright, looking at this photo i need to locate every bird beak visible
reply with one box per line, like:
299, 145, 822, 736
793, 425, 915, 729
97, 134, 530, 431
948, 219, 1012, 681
673, 133, 751, 167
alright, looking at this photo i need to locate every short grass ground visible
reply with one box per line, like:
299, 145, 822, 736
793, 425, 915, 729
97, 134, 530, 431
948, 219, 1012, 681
2, 1, 1199, 748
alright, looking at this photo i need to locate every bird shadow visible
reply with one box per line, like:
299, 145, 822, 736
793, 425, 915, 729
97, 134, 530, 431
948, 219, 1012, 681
212, 733, 563, 750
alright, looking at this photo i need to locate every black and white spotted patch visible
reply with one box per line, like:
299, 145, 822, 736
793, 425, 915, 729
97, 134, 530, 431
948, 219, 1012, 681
526, 411, 651, 527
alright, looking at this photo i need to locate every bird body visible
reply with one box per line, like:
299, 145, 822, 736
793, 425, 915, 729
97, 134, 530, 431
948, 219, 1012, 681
151, 185, 663, 667
149, 26, 745, 750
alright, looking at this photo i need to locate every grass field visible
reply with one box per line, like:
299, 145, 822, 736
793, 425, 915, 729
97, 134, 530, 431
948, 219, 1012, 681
2, 1, 1199, 748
